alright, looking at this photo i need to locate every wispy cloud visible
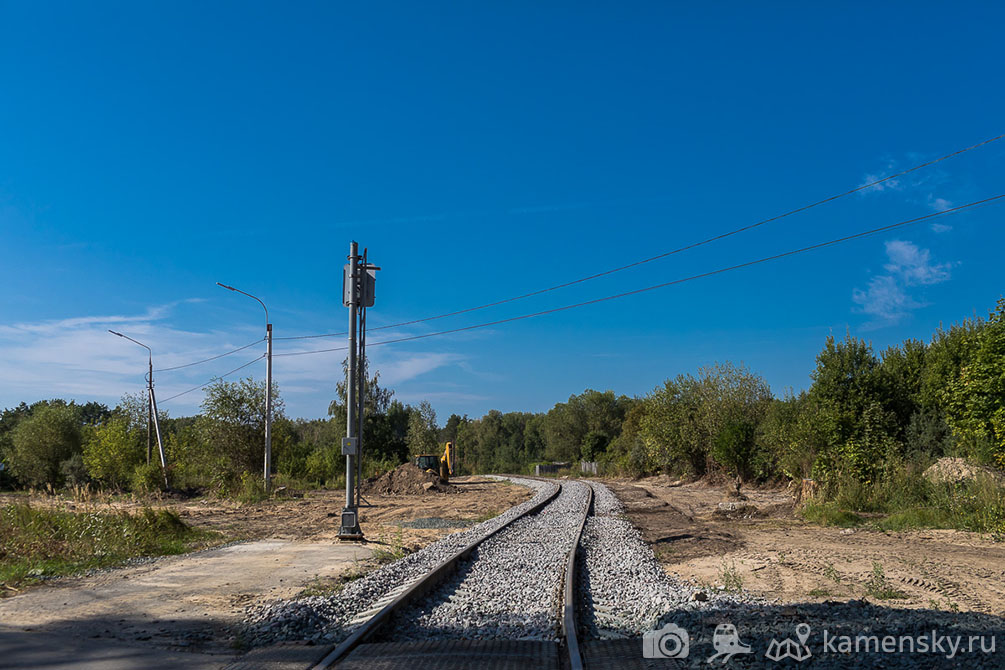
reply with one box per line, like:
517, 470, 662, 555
883, 239, 953, 286
1, 302, 480, 417
852, 240, 954, 327
859, 160, 902, 193
0, 302, 262, 412
859, 155, 956, 213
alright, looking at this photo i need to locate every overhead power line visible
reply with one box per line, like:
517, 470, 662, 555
274, 132, 1005, 342
159, 354, 266, 404
154, 337, 265, 373
273, 194, 1003, 359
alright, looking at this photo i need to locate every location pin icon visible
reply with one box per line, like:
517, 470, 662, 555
796, 623, 811, 645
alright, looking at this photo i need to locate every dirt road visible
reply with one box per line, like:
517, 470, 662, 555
609, 477, 1005, 615
0, 476, 531, 668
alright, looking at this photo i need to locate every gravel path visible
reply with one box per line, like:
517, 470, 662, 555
389, 480, 591, 641
579, 482, 734, 639
242, 477, 556, 647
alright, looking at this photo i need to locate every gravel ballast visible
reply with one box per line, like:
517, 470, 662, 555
389, 480, 592, 641
242, 477, 556, 647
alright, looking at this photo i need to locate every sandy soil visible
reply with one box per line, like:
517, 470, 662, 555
0, 476, 532, 658
0, 476, 530, 559
606, 477, 1005, 616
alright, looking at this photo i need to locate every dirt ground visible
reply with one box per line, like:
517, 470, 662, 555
606, 477, 1005, 616
0, 475, 531, 556
0, 476, 532, 660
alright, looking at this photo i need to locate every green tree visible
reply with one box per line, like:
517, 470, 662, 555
406, 400, 439, 456
197, 377, 285, 480
945, 298, 1005, 467
8, 403, 83, 487
83, 416, 145, 488
640, 362, 772, 477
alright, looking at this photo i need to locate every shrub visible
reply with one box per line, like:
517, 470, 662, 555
83, 417, 144, 489
131, 463, 165, 494
59, 454, 89, 488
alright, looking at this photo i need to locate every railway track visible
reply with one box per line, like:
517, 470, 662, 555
235, 477, 689, 670
311, 478, 593, 669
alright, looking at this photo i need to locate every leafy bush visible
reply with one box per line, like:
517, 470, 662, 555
83, 416, 144, 489
59, 454, 89, 488
131, 463, 165, 494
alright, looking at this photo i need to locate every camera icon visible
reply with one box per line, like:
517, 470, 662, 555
642, 623, 690, 658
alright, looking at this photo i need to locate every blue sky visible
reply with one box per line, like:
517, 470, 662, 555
1, 2, 1003, 420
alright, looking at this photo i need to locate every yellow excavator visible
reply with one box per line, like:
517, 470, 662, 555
414, 441, 453, 482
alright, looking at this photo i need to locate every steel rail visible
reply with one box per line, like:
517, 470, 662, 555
562, 482, 593, 670
312, 480, 562, 669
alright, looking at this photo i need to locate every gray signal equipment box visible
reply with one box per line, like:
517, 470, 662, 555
343, 264, 376, 307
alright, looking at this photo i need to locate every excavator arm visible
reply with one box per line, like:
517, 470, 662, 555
439, 441, 453, 480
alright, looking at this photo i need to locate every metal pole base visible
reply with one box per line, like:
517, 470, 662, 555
337, 506, 364, 540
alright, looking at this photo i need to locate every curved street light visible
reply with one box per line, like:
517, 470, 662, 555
108, 330, 168, 487
217, 283, 273, 491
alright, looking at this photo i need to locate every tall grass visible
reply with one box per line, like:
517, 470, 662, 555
0, 503, 218, 591
802, 466, 1005, 540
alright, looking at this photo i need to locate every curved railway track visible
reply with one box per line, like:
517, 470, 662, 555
310, 478, 594, 670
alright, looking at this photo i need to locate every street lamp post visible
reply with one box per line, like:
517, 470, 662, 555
217, 283, 272, 492
108, 330, 169, 488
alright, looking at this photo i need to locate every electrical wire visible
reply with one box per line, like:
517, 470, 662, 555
154, 337, 265, 373
274, 132, 1005, 342
273, 194, 1003, 358
158, 354, 266, 404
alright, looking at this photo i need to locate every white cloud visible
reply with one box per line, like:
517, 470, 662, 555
852, 240, 954, 327
852, 276, 919, 323
883, 240, 953, 285
927, 196, 953, 212
0, 302, 263, 413
858, 157, 957, 215
859, 170, 901, 193
0, 303, 478, 417
930, 223, 952, 233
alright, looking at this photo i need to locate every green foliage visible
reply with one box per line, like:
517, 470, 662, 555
640, 362, 771, 477
235, 471, 268, 503
801, 501, 863, 527
944, 298, 1005, 468
59, 454, 89, 488
305, 443, 345, 486
718, 560, 744, 592
0, 503, 214, 590
131, 462, 166, 494
197, 377, 285, 485
8, 404, 83, 488
542, 390, 632, 463
83, 416, 144, 489
864, 562, 906, 600
406, 400, 439, 456
712, 419, 758, 481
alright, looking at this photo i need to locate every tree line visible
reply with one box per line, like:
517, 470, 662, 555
1, 298, 1003, 510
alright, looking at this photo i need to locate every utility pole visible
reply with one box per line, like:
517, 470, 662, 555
146, 356, 153, 465
265, 322, 272, 489
109, 330, 168, 488
355, 247, 368, 508
339, 241, 362, 538
339, 241, 378, 539
217, 283, 272, 492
